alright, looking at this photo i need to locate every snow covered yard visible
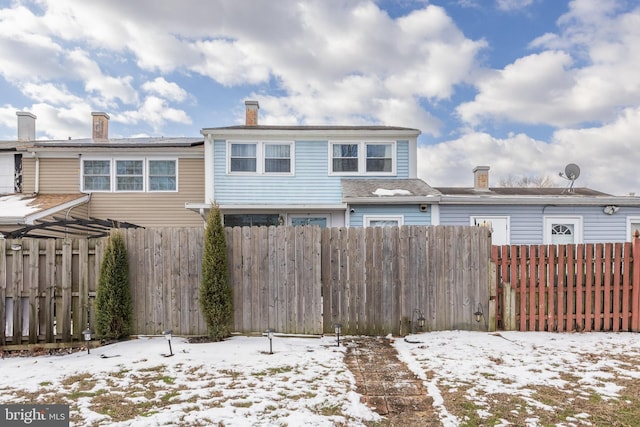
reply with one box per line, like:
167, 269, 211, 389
395, 331, 640, 426
0, 335, 377, 426
1, 331, 639, 426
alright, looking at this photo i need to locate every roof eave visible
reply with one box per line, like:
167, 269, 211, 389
23, 194, 91, 224
439, 195, 640, 206
344, 196, 440, 204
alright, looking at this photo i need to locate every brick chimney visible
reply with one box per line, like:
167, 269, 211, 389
245, 100, 259, 126
16, 112, 36, 141
473, 166, 490, 191
92, 112, 110, 140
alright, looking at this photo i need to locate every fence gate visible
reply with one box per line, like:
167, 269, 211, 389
322, 225, 493, 335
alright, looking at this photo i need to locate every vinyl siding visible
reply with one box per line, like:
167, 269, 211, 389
22, 157, 80, 193
213, 139, 411, 205
439, 204, 640, 244
214, 140, 342, 204
348, 204, 431, 227
396, 140, 410, 178
86, 158, 204, 227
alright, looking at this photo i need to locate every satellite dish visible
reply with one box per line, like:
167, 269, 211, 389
564, 163, 580, 180
558, 163, 580, 192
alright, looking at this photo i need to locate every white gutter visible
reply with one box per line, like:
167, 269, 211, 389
23, 194, 91, 225
343, 196, 440, 204
185, 202, 347, 211
438, 195, 640, 206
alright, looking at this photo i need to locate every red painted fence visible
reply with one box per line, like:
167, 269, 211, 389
492, 239, 640, 332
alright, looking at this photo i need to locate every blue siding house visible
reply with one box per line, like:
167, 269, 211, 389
435, 166, 640, 245
187, 100, 438, 227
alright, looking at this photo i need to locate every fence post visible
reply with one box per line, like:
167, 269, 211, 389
632, 236, 640, 332
502, 283, 516, 331
488, 258, 497, 332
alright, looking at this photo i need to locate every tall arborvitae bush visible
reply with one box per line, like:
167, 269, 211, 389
199, 204, 233, 341
95, 231, 132, 340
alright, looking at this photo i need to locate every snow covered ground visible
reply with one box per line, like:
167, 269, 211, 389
1, 331, 639, 426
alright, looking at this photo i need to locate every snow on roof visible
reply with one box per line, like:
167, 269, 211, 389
0, 194, 42, 217
372, 188, 412, 196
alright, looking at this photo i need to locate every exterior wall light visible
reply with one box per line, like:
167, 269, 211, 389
82, 327, 92, 354
474, 303, 484, 323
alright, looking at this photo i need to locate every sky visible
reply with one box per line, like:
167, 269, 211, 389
0, 0, 639, 195
1, 332, 639, 426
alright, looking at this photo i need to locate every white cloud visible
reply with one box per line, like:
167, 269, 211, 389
419, 105, 640, 195
141, 77, 188, 103
495, 0, 535, 12
459, 0, 640, 129
1, 1, 483, 136
115, 96, 191, 131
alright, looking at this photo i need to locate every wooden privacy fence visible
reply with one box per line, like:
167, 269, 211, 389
0, 238, 103, 345
493, 240, 640, 332
2, 225, 494, 344
322, 225, 493, 335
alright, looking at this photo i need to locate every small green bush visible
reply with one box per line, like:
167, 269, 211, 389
199, 204, 233, 341
95, 231, 132, 340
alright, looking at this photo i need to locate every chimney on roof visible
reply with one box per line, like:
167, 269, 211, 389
245, 100, 259, 126
473, 166, 490, 191
17, 112, 36, 141
92, 112, 110, 141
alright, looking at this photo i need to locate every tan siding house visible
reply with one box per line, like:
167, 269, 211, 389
1, 112, 205, 237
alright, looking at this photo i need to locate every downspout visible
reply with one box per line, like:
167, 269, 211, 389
33, 152, 40, 194
64, 193, 92, 239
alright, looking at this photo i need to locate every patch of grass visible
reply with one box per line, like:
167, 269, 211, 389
160, 390, 180, 402
39, 381, 52, 387
160, 375, 175, 384
231, 400, 253, 408
139, 365, 166, 373
312, 402, 343, 417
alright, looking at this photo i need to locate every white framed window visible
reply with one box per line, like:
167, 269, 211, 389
543, 216, 583, 244
228, 141, 293, 175
627, 216, 640, 241
82, 159, 111, 191
149, 160, 177, 191
470, 216, 510, 245
363, 215, 404, 227
82, 158, 177, 192
116, 159, 144, 192
329, 141, 396, 175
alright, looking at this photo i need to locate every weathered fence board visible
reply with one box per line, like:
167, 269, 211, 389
494, 240, 640, 332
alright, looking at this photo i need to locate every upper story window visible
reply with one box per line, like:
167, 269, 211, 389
149, 160, 177, 191
330, 141, 396, 175
332, 144, 358, 173
82, 158, 177, 192
228, 141, 293, 175
230, 143, 257, 172
116, 160, 143, 191
83, 160, 111, 191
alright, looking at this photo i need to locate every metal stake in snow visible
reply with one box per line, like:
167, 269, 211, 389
82, 326, 92, 354
163, 330, 174, 357
265, 328, 275, 354
334, 323, 342, 347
